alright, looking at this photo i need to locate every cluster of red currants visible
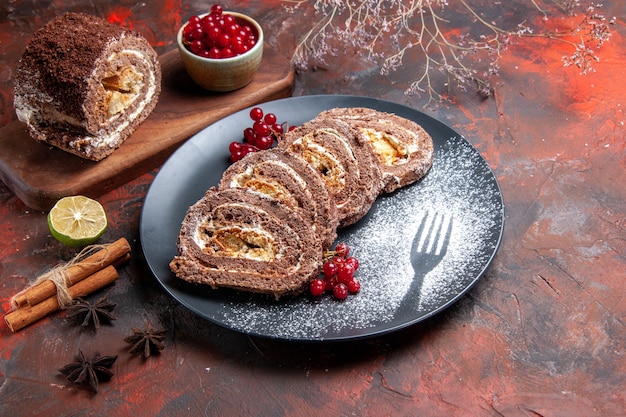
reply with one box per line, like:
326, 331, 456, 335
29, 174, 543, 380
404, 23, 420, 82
309, 243, 361, 300
229, 107, 287, 162
182, 4, 258, 59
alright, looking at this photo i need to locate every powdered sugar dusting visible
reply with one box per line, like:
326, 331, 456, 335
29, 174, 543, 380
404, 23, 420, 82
218, 135, 503, 340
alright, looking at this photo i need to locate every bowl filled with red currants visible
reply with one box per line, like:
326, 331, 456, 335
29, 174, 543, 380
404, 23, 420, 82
177, 4, 263, 92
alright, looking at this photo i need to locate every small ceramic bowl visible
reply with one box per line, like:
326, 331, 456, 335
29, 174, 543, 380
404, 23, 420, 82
177, 11, 263, 92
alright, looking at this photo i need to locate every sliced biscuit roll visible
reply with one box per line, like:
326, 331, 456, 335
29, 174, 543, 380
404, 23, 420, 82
219, 149, 339, 250
169, 188, 323, 299
14, 12, 161, 161
318, 107, 434, 193
278, 118, 382, 227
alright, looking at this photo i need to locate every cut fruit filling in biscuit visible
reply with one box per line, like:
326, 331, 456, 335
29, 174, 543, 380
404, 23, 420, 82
200, 226, 277, 261
291, 134, 347, 195
361, 128, 409, 167
230, 175, 292, 206
101, 66, 144, 118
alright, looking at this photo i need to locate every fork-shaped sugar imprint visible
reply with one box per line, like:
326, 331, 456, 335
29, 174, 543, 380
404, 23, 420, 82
399, 211, 453, 311
412, 212, 453, 264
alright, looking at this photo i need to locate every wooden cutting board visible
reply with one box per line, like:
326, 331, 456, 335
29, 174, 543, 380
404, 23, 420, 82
0, 45, 294, 211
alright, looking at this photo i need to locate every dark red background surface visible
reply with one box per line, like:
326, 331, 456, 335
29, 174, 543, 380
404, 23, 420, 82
1, 1, 625, 415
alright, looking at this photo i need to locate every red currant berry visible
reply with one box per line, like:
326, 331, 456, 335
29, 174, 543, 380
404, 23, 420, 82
333, 283, 349, 300
344, 256, 359, 271
223, 14, 235, 25
323, 260, 338, 278
309, 279, 325, 297
231, 36, 244, 50
253, 121, 270, 137
189, 40, 204, 54
207, 26, 221, 42
211, 4, 223, 16
183, 25, 201, 42
346, 278, 361, 293
218, 33, 231, 48
247, 135, 259, 148
230, 149, 245, 163
337, 263, 355, 284
201, 18, 215, 33
272, 123, 284, 135
242, 143, 256, 154
249, 107, 263, 121
208, 47, 221, 59
246, 36, 257, 48
229, 141, 242, 154
220, 47, 234, 58
243, 127, 255, 142
264, 113, 277, 125
335, 243, 350, 258
325, 275, 338, 292
227, 23, 241, 36
256, 135, 274, 150
233, 42, 249, 55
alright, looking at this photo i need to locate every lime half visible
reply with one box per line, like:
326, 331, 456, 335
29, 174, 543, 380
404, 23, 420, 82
48, 196, 108, 247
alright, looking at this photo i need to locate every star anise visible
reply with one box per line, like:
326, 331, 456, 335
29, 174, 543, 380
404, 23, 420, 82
66, 294, 116, 329
58, 350, 117, 393
124, 321, 167, 358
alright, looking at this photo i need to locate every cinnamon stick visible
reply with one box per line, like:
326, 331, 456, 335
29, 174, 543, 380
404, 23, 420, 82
4, 265, 119, 332
11, 237, 130, 309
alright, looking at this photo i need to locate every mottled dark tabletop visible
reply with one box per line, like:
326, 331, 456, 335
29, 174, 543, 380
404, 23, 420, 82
1, 1, 625, 416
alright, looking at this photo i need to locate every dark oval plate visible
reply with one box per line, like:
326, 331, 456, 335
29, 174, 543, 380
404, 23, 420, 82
140, 95, 504, 342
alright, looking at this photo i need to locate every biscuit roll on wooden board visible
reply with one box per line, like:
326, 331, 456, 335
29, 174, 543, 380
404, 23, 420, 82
14, 12, 162, 161
318, 107, 434, 193
170, 188, 324, 299
278, 118, 382, 227
219, 149, 339, 250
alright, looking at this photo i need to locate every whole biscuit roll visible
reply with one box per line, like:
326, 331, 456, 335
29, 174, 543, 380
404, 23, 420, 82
14, 12, 162, 161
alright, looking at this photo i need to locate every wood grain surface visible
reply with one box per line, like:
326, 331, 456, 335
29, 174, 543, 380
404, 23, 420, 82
0, 45, 294, 211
